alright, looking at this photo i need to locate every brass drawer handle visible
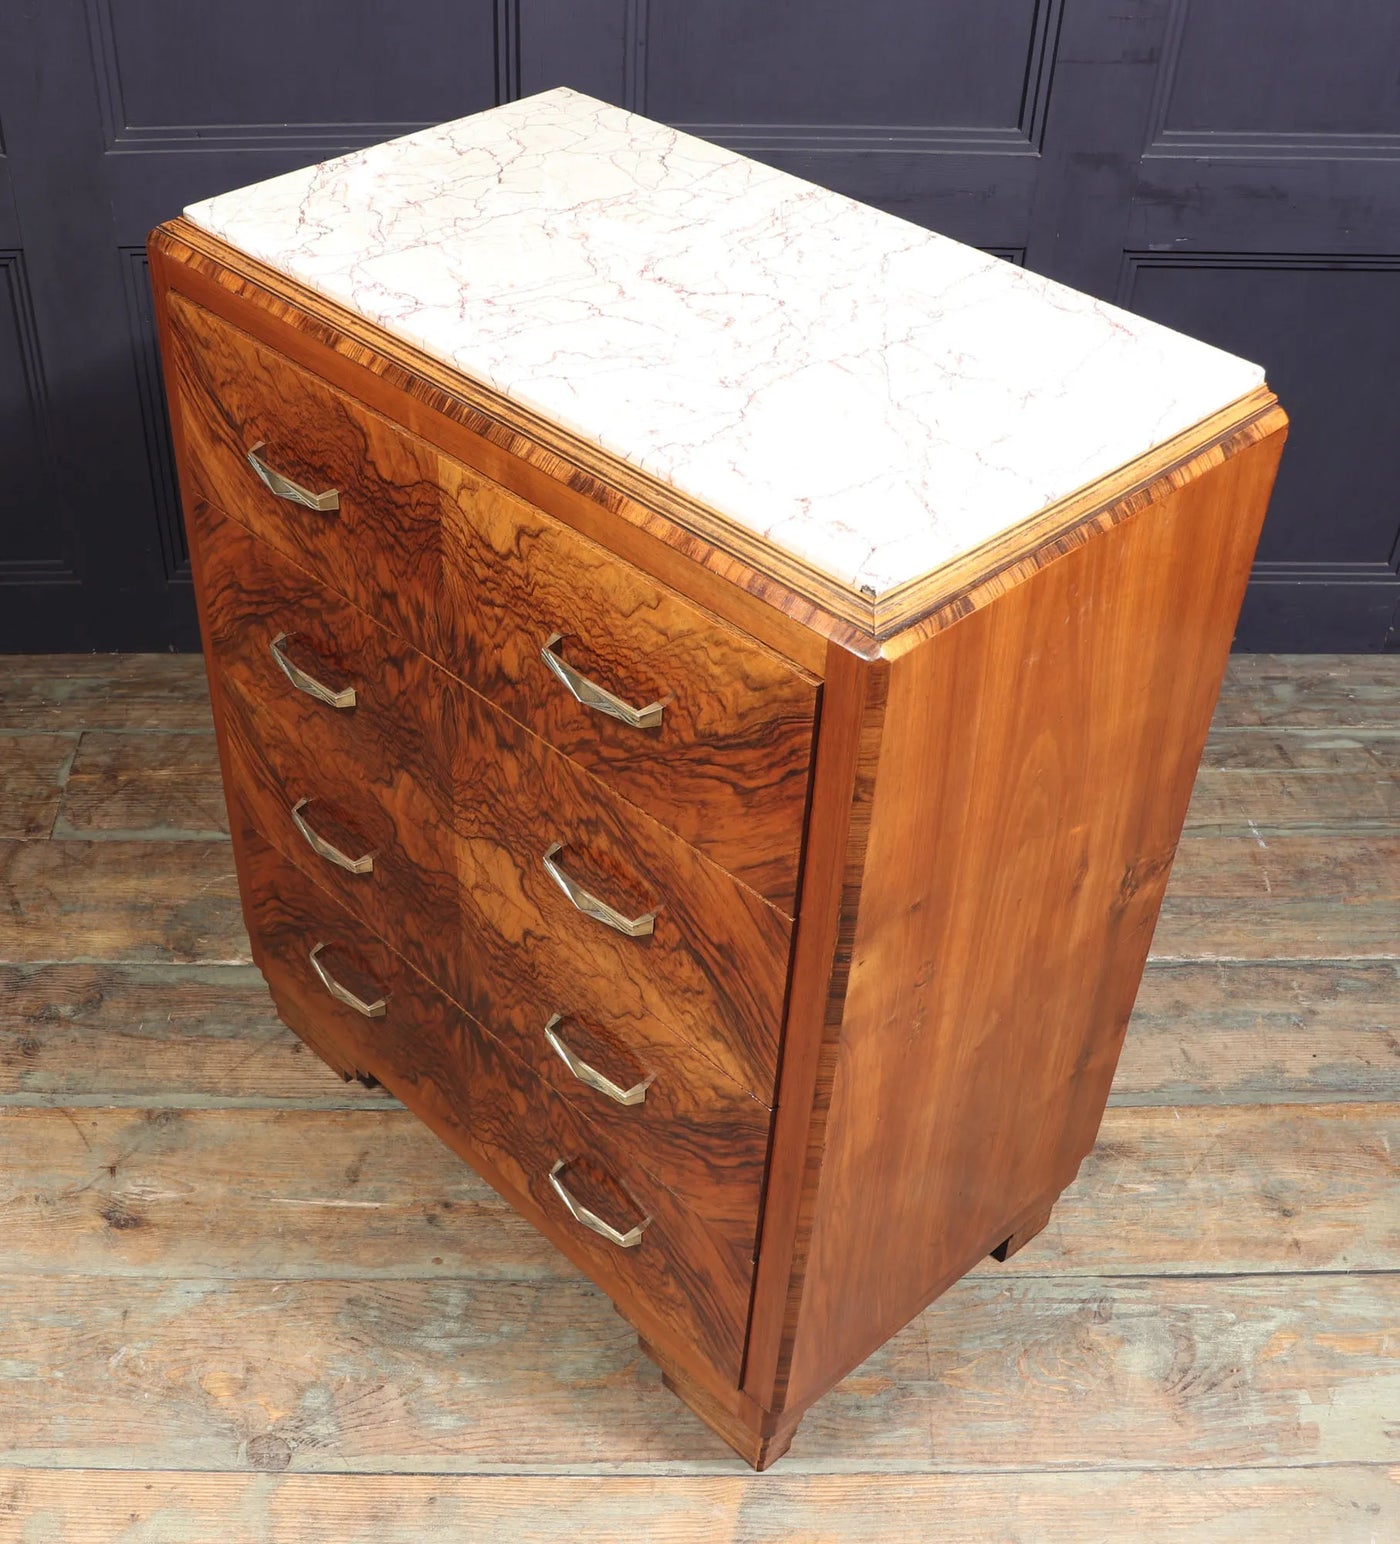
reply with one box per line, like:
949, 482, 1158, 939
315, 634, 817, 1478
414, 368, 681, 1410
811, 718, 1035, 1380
544, 1014, 653, 1106
270, 633, 356, 709
541, 634, 665, 730
291, 797, 374, 874
246, 442, 340, 512
549, 1158, 649, 1249
542, 843, 655, 937
308, 942, 386, 1018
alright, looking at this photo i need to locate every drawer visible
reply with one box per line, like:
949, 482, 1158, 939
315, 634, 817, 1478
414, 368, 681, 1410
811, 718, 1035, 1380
435, 465, 818, 915
223, 694, 460, 997
242, 824, 755, 1386
198, 502, 773, 1225
453, 990, 771, 1253
167, 289, 818, 913
195, 502, 792, 1100
196, 506, 458, 994
169, 295, 446, 659
195, 497, 449, 801
446, 672, 791, 1102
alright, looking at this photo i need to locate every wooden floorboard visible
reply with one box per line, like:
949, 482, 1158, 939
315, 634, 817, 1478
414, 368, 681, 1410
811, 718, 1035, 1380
1, 1467, 1395, 1544
1, 1272, 1395, 1473
1184, 767, 1399, 834
56, 730, 228, 839
1154, 835, 1400, 960
5, 831, 1392, 968
0, 964, 393, 1108
3, 960, 1393, 1110
0, 734, 77, 840
0, 651, 1396, 1537
0, 654, 214, 732
1212, 655, 1400, 729
0, 840, 246, 963
1115, 961, 1400, 1105
0, 1101, 1392, 1280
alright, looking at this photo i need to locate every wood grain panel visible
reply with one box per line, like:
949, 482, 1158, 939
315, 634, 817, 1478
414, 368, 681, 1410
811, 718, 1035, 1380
244, 828, 755, 1386
242, 814, 768, 1265
194, 502, 443, 773
763, 419, 1287, 1418
168, 291, 447, 658
221, 672, 459, 998
445, 669, 791, 1104
193, 496, 459, 992
437, 455, 818, 913
195, 501, 792, 1101
169, 289, 818, 909
229, 687, 778, 1238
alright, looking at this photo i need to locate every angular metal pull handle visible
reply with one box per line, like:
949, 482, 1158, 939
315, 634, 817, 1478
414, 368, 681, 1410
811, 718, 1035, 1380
541, 634, 665, 729
270, 633, 356, 709
291, 797, 374, 874
542, 842, 655, 937
246, 441, 340, 512
549, 1158, 649, 1248
544, 1014, 653, 1107
309, 942, 386, 1018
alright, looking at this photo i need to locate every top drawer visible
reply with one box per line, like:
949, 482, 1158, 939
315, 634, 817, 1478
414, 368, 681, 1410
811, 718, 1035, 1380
165, 291, 819, 913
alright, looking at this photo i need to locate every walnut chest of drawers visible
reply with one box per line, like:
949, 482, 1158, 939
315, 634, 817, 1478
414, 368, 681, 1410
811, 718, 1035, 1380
151, 88, 1285, 1468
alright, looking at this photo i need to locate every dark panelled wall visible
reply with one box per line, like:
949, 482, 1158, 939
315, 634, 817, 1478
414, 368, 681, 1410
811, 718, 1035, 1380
1, 1, 1396, 651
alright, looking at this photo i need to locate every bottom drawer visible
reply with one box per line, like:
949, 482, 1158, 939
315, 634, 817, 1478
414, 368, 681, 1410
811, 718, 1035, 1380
239, 822, 755, 1386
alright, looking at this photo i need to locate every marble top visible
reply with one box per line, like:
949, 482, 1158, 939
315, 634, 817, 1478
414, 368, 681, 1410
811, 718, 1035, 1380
185, 88, 1266, 598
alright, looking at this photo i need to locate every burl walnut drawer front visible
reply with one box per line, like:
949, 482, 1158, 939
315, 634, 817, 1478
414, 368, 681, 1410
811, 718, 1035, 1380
243, 824, 755, 1385
200, 509, 460, 997
446, 670, 790, 1104
200, 505, 773, 1232
196, 500, 790, 1109
167, 289, 819, 913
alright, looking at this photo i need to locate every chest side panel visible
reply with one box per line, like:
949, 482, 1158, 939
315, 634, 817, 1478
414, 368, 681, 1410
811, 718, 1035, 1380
774, 415, 1287, 1412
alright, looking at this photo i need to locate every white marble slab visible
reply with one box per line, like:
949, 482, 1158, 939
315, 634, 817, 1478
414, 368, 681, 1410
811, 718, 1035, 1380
184, 88, 1266, 598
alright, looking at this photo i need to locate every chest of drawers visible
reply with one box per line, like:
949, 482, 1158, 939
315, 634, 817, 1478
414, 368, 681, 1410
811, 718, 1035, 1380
151, 88, 1285, 1468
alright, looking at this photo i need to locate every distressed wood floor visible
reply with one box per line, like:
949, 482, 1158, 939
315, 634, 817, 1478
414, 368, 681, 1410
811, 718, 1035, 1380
0, 652, 1397, 1542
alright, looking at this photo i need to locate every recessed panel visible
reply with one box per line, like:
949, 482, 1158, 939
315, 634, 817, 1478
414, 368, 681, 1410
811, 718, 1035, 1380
519, 0, 625, 103
643, 0, 1042, 129
1127, 259, 1400, 566
122, 250, 186, 578
0, 256, 65, 570
1163, 1, 1400, 137
101, 0, 497, 134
